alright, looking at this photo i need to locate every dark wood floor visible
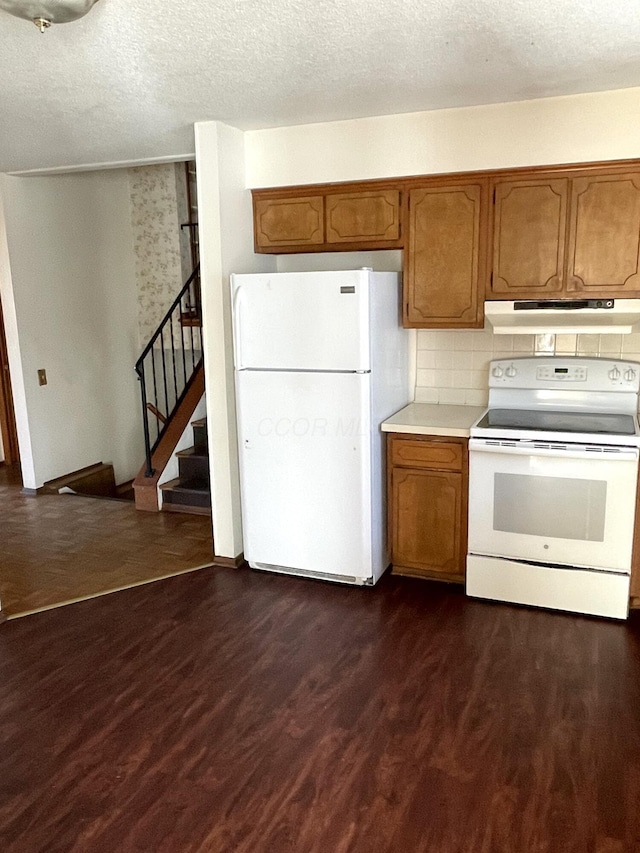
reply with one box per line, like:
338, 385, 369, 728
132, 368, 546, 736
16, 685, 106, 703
1, 567, 639, 852
0, 464, 215, 617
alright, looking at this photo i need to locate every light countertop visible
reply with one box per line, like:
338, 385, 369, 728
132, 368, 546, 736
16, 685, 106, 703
381, 403, 485, 438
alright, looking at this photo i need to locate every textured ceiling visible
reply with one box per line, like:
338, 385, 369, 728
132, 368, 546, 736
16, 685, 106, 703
2, 0, 640, 173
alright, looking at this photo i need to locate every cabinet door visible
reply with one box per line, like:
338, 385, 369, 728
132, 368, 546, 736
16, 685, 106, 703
254, 196, 324, 250
566, 173, 640, 294
405, 183, 486, 328
390, 467, 464, 578
491, 178, 568, 296
325, 190, 401, 245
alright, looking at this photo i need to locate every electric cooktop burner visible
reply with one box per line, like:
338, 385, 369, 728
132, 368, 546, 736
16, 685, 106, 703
476, 408, 638, 436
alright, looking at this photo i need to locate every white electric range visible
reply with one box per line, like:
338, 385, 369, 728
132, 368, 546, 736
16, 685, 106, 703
466, 356, 640, 620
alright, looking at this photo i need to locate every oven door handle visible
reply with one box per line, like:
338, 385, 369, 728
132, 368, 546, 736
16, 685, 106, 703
469, 439, 639, 462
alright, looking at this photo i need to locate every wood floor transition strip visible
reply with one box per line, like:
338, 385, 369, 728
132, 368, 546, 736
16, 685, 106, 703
4, 562, 216, 620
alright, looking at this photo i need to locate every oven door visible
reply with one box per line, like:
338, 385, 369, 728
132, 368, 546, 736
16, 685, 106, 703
468, 439, 639, 572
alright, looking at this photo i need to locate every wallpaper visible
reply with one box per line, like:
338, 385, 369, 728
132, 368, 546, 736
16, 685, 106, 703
128, 163, 191, 349
176, 162, 195, 283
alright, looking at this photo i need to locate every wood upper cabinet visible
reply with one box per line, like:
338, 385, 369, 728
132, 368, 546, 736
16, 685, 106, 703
491, 178, 568, 295
404, 182, 487, 328
567, 173, 640, 293
488, 169, 640, 299
325, 189, 401, 244
388, 435, 467, 582
252, 160, 640, 309
252, 185, 403, 253
254, 195, 324, 250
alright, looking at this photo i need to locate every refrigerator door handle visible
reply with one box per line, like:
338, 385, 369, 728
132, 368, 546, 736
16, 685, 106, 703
232, 285, 246, 370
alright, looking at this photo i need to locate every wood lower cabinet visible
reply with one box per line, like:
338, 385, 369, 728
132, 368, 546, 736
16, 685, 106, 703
631, 560, 640, 610
629, 479, 640, 609
404, 182, 487, 328
388, 435, 468, 582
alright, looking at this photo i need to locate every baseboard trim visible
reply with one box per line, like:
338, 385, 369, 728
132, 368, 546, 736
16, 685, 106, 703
212, 553, 246, 569
0, 610, 7, 625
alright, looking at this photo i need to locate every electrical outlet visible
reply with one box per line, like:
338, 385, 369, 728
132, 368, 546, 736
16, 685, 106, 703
37, 369, 47, 386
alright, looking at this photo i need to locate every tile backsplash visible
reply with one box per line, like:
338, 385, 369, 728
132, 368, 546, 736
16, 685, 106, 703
415, 328, 640, 406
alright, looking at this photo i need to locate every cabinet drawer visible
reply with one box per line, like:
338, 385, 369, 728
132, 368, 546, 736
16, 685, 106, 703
390, 438, 463, 471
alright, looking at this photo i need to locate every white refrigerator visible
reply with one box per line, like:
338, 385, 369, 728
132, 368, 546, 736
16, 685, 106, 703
230, 269, 409, 585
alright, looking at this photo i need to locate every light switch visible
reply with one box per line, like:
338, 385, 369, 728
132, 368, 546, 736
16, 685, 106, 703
37, 369, 47, 386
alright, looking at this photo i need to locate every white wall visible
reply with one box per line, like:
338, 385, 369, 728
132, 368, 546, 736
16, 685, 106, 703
0, 170, 143, 488
276, 250, 402, 274
245, 87, 640, 187
195, 121, 275, 559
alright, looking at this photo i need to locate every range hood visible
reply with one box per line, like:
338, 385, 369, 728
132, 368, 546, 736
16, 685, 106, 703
485, 299, 640, 335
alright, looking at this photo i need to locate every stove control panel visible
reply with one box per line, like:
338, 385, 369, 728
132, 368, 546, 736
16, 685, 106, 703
487, 357, 640, 393
536, 365, 587, 382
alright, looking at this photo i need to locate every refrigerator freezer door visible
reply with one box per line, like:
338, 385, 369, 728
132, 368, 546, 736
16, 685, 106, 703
236, 370, 374, 579
231, 270, 371, 371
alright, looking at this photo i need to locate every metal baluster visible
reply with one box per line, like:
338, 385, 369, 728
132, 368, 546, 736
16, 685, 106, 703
180, 293, 188, 391
194, 270, 202, 367
150, 345, 159, 444
188, 278, 196, 371
140, 369, 154, 477
160, 327, 169, 421
170, 308, 179, 408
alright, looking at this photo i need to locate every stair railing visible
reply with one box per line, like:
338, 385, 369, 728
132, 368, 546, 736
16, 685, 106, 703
135, 264, 202, 477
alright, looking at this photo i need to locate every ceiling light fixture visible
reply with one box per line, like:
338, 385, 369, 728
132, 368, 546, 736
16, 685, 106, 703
0, 0, 101, 32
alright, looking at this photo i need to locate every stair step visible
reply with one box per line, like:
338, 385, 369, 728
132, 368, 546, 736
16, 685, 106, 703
176, 446, 209, 480
160, 477, 211, 509
162, 502, 210, 516
192, 418, 208, 453
180, 311, 202, 328
176, 447, 208, 459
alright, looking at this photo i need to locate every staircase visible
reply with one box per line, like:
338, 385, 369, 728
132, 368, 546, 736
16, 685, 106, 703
133, 168, 206, 516
159, 418, 211, 515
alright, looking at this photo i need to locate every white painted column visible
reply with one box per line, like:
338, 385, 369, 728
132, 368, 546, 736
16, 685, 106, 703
194, 121, 275, 559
